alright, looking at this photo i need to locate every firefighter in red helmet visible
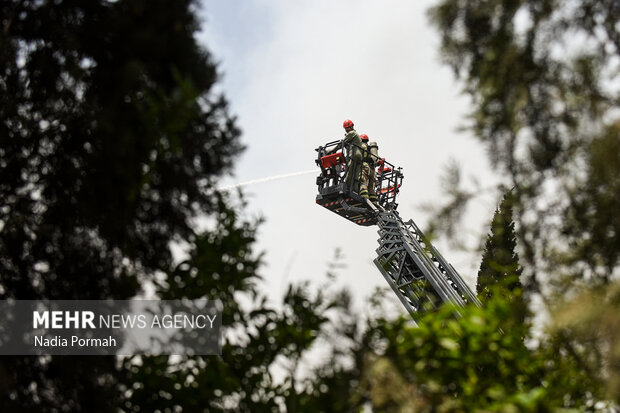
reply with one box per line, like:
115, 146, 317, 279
341, 119, 363, 192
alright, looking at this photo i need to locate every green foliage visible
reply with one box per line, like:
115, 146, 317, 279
0, 0, 242, 298
362, 296, 603, 412
560, 122, 620, 287
428, 0, 620, 292
477, 191, 526, 328
552, 281, 620, 405
120, 269, 363, 412
0, 0, 243, 411
477, 191, 522, 298
422, 1, 620, 409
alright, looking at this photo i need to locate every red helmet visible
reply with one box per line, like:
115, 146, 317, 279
343, 119, 354, 129
360, 134, 369, 141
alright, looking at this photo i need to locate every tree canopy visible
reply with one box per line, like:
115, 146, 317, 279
0, 0, 242, 301
428, 0, 620, 293
1, 0, 243, 410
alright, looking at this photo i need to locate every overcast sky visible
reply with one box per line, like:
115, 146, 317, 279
197, 0, 500, 312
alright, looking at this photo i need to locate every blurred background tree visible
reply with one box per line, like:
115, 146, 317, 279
413, 0, 620, 410
0, 0, 245, 410
428, 0, 619, 294
0, 0, 242, 303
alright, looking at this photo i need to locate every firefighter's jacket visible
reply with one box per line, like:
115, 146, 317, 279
343, 130, 363, 162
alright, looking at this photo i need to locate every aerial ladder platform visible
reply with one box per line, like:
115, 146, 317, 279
315, 140, 481, 320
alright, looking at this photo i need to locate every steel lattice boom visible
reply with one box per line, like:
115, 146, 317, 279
374, 210, 481, 320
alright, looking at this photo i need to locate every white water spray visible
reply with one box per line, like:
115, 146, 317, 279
218, 169, 316, 191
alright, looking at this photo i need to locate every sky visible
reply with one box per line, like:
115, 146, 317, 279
196, 0, 500, 313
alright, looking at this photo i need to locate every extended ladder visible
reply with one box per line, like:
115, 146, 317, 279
373, 209, 481, 321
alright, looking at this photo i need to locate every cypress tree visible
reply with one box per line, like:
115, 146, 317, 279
477, 191, 525, 323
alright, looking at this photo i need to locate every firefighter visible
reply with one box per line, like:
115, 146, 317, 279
338, 119, 363, 192
359, 134, 379, 204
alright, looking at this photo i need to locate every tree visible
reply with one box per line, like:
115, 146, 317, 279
0, 0, 242, 301
477, 191, 522, 299
423, 0, 620, 408
428, 0, 619, 294
359, 295, 605, 412
0, 0, 242, 410
477, 191, 526, 326
0, 2, 371, 412
120, 235, 366, 412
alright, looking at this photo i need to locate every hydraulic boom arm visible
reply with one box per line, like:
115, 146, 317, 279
374, 210, 481, 321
